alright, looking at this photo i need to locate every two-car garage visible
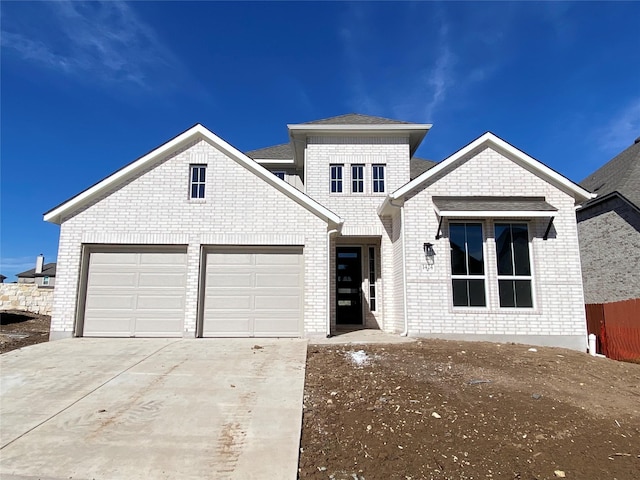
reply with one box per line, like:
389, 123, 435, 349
80, 246, 303, 338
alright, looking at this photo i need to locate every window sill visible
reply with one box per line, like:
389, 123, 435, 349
189, 198, 207, 204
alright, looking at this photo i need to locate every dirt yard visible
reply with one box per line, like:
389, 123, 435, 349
299, 340, 640, 480
0, 310, 51, 354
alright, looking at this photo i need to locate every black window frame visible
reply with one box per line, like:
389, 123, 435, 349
495, 223, 534, 308
189, 164, 207, 199
449, 222, 486, 307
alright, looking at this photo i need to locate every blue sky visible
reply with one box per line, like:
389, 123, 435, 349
1, 1, 639, 281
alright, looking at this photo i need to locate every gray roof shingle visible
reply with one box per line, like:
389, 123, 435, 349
580, 138, 640, 208
432, 196, 558, 213
410, 157, 437, 180
301, 113, 413, 125
246, 143, 292, 160
16, 263, 57, 278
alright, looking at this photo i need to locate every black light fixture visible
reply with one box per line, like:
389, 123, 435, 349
423, 242, 436, 265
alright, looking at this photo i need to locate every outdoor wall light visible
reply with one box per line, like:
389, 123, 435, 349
423, 242, 436, 265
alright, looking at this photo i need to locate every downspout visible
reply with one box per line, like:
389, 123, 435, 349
326, 227, 339, 337
390, 198, 409, 337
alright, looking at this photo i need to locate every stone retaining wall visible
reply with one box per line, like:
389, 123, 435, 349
0, 284, 54, 315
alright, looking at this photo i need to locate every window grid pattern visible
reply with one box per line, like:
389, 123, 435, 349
190, 165, 206, 199
495, 223, 533, 308
352, 165, 364, 193
368, 246, 376, 311
450, 223, 486, 307
372, 165, 385, 193
330, 165, 343, 193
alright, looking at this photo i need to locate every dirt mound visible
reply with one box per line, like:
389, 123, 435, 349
300, 340, 640, 479
0, 310, 51, 354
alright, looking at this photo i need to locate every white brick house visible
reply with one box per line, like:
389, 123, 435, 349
45, 114, 594, 350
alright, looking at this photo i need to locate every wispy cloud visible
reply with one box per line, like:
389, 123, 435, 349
1, 1, 196, 93
598, 99, 640, 153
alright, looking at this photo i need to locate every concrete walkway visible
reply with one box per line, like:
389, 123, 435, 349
310, 328, 417, 345
0, 338, 307, 480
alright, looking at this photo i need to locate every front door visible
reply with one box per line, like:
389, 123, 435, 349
336, 247, 363, 325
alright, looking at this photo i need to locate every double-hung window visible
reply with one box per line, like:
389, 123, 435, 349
330, 164, 343, 193
372, 164, 385, 193
190, 165, 206, 199
495, 223, 533, 308
450, 223, 486, 307
352, 165, 364, 193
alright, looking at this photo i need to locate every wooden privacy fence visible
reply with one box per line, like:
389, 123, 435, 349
586, 298, 640, 362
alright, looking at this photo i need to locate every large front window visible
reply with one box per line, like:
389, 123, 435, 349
495, 223, 533, 308
450, 223, 486, 307
330, 164, 343, 193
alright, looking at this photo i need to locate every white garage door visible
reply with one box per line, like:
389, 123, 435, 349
202, 247, 303, 337
82, 249, 187, 337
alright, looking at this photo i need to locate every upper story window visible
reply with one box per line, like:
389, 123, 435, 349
495, 223, 533, 308
330, 164, 343, 193
42, 276, 50, 286
450, 222, 486, 307
190, 164, 206, 199
352, 165, 364, 193
372, 164, 386, 193
273, 171, 286, 180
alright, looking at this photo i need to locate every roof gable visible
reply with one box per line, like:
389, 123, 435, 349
44, 124, 343, 227
580, 139, 640, 208
387, 132, 594, 206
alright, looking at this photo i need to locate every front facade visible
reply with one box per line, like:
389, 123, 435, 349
46, 114, 593, 350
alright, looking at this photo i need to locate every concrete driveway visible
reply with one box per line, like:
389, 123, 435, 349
0, 338, 307, 479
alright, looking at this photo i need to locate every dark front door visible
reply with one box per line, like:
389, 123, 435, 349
336, 247, 363, 325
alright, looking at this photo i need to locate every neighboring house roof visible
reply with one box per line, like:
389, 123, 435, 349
302, 113, 413, 125
43, 124, 344, 228
380, 132, 594, 215
0, 274, 6, 281
16, 263, 57, 278
410, 157, 437, 180
246, 143, 293, 161
579, 138, 640, 209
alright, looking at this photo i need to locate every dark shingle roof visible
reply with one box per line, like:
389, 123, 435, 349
433, 196, 557, 213
16, 263, 57, 278
302, 113, 413, 125
580, 138, 640, 208
410, 157, 437, 180
246, 143, 292, 160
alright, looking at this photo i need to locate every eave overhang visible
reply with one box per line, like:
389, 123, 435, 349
287, 123, 432, 169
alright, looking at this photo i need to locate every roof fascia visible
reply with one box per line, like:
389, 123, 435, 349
435, 210, 556, 218
288, 123, 432, 165
389, 132, 595, 204
44, 124, 344, 227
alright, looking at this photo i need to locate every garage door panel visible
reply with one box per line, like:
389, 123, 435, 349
207, 273, 252, 288
254, 294, 300, 310
83, 250, 186, 337
138, 272, 186, 287
255, 273, 301, 288
202, 248, 303, 338
255, 253, 301, 265
89, 272, 137, 287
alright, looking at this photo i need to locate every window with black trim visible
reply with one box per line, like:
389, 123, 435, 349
495, 223, 533, 308
273, 171, 286, 180
330, 164, 343, 193
190, 165, 206, 199
450, 223, 486, 307
352, 165, 364, 193
372, 164, 385, 193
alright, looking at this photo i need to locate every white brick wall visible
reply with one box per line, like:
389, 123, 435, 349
51, 139, 329, 338
400, 146, 587, 349
304, 135, 411, 330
